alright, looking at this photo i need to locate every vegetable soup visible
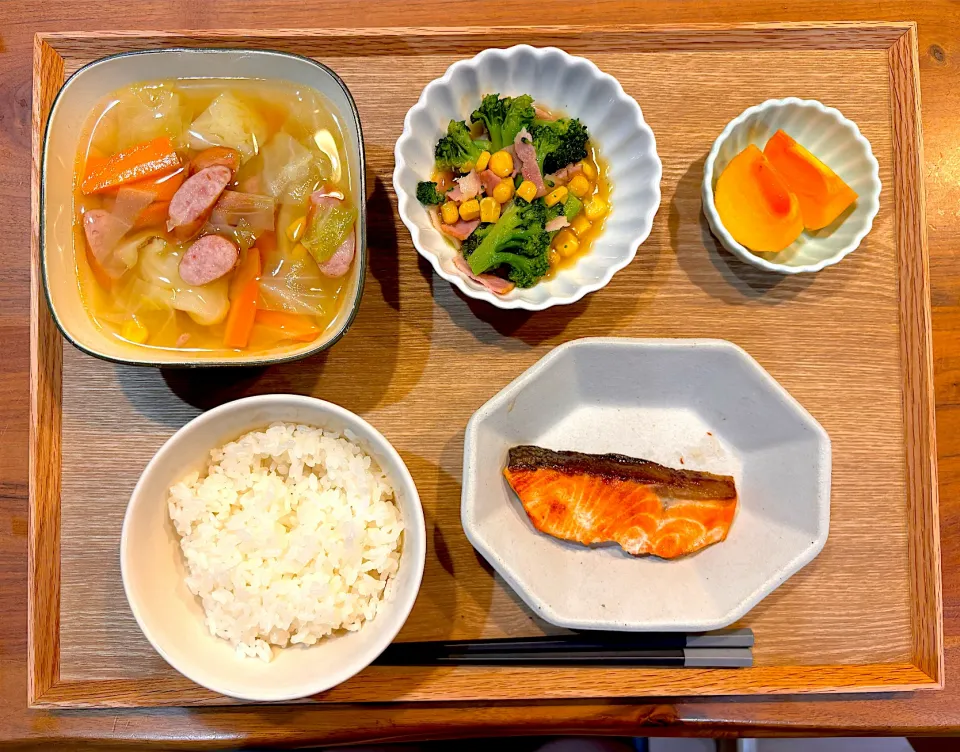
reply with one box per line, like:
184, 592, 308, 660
74, 78, 358, 354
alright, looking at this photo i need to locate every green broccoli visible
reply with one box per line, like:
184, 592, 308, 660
416, 181, 446, 205
542, 118, 590, 174
544, 198, 565, 225
470, 93, 535, 152
460, 223, 494, 258
563, 193, 583, 221
435, 120, 492, 171
467, 198, 550, 287
530, 123, 562, 176
501, 95, 535, 149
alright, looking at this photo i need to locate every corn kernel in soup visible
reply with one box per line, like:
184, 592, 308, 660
74, 78, 356, 355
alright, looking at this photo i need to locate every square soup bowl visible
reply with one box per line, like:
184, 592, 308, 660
42, 48, 366, 366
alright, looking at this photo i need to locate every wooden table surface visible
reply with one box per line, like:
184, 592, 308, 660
3, 0, 960, 746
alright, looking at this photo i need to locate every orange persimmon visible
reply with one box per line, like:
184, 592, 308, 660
714, 144, 804, 253
763, 129, 857, 231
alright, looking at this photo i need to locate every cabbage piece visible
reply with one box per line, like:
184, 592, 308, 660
136, 236, 230, 325
203, 219, 259, 253
259, 132, 315, 199
301, 200, 357, 264
173, 281, 230, 326
258, 243, 331, 316
187, 93, 268, 164
209, 191, 276, 232
112, 83, 189, 151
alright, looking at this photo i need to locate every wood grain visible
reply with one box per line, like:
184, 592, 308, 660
3, 0, 960, 745
888, 25, 945, 688
26, 24, 939, 708
27, 36, 63, 707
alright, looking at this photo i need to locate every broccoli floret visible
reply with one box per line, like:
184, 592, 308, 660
435, 120, 492, 171
563, 193, 583, 221
470, 94, 508, 152
544, 199, 565, 224
501, 95, 535, 149
530, 123, 562, 175
467, 199, 551, 287
461, 223, 494, 258
542, 118, 590, 174
416, 181, 446, 205
470, 93, 535, 152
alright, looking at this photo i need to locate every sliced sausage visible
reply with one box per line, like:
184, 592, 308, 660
167, 165, 232, 240
318, 229, 356, 278
178, 234, 239, 286
82, 209, 129, 279
190, 147, 240, 176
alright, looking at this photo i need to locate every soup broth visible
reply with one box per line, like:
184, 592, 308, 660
74, 78, 357, 355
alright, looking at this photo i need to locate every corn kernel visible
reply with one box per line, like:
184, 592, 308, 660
121, 319, 149, 344
584, 196, 609, 221
489, 150, 515, 178
553, 229, 580, 258
548, 249, 562, 267
516, 180, 537, 202
475, 150, 491, 172
568, 174, 592, 198
292, 243, 309, 259
544, 185, 569, 207
286, 215, 306, 243
580, 160, 597, 180
480, 196, 501, 223
441, 201, 460, 224
459, 198, 481, 221
571, 214, 592, 236
492, 179, 514, 204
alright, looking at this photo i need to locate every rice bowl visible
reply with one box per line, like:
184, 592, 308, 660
121, 394, 425, 701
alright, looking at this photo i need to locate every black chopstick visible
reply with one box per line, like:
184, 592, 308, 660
374, 628, 753, 668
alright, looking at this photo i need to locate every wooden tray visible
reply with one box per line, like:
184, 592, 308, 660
29, 23, 941, 708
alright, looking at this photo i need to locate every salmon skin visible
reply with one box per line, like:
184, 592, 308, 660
503, 445, 738, 559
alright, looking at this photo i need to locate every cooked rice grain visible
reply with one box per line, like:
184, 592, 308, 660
168, 422, 403, 661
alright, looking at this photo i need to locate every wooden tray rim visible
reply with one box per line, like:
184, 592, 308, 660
28, 20, 942, 708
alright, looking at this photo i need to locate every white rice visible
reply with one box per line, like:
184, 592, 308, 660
167, 422, 404, 662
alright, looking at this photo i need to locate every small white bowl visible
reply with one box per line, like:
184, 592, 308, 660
462, 338, 831, 631
120, 395, 426, 702
394, 45, 662, 310
702, 98, 881, 274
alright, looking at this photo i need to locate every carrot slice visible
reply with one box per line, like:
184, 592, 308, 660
131, 201, 170, 231
111, 164, 186, 203
253, 310, 321, 342
80, 137, 181, 195
82, 153, 109, 185
223, 248, 262, 349
84, 242, 114, 290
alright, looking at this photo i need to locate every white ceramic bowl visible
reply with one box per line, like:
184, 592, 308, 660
702, 98, 881, 274
42, 48, 367, 366
120, 395, 426, 701
394, 45, 662, 310
462, 338, 831, 631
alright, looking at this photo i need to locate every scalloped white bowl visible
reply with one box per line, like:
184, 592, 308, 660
702, 98, 881, 274
394, 45, 662, 310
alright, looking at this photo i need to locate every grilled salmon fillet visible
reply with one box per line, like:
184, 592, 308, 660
503, 446, 738, 559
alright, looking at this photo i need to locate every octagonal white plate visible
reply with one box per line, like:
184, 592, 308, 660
461, 338, 831, 631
